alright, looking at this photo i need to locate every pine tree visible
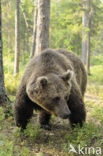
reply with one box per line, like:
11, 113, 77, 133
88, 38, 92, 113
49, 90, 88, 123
0, 0, 10, 106
35, 0, 50, 56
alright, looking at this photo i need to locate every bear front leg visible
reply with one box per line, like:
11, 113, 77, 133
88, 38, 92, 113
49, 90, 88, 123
38, 110, 51, 130
68, 87, 86, 128
14, 85, 34, 130
14, 105, 34, 130
69, 103, 86, 128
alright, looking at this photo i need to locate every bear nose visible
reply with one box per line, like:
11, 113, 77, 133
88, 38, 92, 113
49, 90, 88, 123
63, 112, 71, 119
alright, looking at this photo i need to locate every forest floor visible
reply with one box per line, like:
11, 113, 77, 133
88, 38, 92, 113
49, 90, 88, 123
0, 83, 103, 156
0, 56, 103, 156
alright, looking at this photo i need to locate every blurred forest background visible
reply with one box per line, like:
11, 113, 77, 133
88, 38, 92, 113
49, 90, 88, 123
0, 0, 103, 155
2, 0, 103, 92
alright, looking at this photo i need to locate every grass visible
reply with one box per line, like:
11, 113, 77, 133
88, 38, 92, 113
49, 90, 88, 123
0, 55, 103, 155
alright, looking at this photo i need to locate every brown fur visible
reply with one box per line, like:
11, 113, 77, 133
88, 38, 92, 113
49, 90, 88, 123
14, 49, 87, 129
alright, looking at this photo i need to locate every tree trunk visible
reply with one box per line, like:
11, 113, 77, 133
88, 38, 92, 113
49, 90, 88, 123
30, 7, 38, 58
35, 0, 50, 56
0, 0, 9, 106
82, 0, 92, 74
14, 0, 20, 75
20, 4, 29, 30
86, 0, 92, 75
20, 1, 32, 33
82, 0, 88, 65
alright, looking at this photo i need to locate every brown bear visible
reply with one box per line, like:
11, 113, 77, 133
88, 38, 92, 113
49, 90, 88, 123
14, 49, 87, 130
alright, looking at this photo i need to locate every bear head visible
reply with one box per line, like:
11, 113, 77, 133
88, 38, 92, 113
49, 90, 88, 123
26, 70, 73, 119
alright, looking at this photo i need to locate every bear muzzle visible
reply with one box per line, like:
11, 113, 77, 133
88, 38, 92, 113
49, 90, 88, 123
55, 102, 71, 119
62, 112, 71, 119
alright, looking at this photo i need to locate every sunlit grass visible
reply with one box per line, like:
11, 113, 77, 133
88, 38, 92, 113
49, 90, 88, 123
90, 55, 103, 66
1, 54, 103, 155
5, 73, 21, 96
89, 65, 103, 84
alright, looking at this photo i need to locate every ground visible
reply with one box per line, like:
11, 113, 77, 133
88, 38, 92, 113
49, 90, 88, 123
0, 55, 103, 156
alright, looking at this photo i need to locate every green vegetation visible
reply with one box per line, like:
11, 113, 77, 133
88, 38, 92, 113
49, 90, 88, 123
1, 0, 103, 155
2, 0, 103, 57
0, 55, 102, 156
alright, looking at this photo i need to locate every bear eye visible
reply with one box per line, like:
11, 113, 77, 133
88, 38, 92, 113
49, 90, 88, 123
53, 97, 60, 102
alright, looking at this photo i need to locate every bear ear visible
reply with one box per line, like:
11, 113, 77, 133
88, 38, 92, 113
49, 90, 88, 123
61, 69, 73, 81
37, 76, 48, 88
